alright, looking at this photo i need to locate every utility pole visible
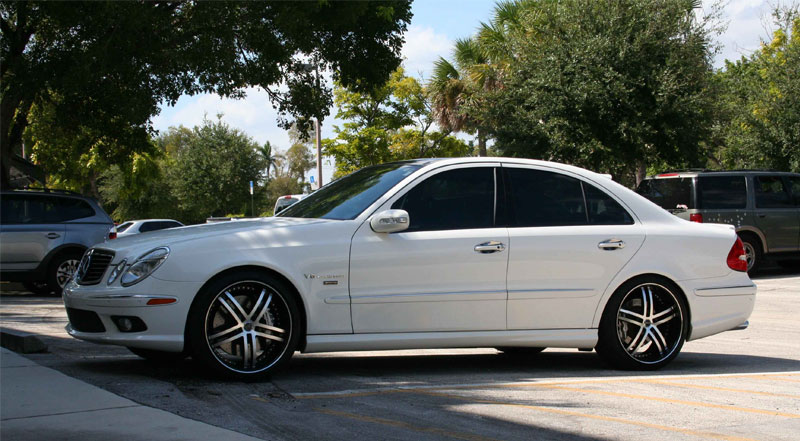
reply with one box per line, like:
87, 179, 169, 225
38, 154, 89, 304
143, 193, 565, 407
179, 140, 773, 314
315, 117, 322, 188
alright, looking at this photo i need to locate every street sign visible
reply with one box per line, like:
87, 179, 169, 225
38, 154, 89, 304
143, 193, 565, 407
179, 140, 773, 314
310, 175, 315, 184
249, 181, 253, 195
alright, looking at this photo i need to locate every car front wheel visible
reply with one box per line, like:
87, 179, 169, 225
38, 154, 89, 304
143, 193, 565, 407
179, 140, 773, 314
187, 271, 301, 380
596, 277, 687, 370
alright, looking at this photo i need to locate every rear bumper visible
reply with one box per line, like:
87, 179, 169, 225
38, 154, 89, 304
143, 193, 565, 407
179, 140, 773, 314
681, 274, 756, 341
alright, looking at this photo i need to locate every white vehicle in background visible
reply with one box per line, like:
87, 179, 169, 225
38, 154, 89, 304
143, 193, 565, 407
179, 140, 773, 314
273, 194, 306, 214
116, 219, 184, 238
63, 158, 754, 380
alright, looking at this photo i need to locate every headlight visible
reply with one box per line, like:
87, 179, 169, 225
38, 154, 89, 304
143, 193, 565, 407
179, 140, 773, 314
107, 259, 127, 285
120, 247, 170, 287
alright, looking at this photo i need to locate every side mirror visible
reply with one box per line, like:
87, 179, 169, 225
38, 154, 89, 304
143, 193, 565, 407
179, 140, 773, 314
370, 209, 410, 233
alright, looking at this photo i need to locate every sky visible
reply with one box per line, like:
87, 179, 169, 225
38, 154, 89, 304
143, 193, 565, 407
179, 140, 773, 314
151, 0, 779, 185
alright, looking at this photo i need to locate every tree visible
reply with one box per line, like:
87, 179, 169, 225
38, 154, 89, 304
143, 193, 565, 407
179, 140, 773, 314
257, 141, 280, 180
1, 1, 412, 187
713, 7, 800, 172
464, 0, 717, 185
166, 118, 265, 223
285, 143, 315, 182
325, 67, 470, 176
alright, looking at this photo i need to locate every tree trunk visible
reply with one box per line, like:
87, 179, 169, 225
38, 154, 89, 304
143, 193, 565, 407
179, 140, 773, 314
477, 130, 487, 157
635, 161, 647, 187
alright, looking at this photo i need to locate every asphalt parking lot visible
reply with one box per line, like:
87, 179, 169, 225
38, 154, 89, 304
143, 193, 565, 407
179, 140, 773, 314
1, 266, 799, 441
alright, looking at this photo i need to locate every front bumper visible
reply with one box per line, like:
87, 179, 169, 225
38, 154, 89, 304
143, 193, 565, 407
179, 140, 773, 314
63, 277, 203, 352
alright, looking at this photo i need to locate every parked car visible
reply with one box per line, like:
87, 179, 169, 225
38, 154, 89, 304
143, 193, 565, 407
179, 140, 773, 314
0, 189, 115, 295
636, 170, 800, 272
116, 219, 184, 238
63, 158, 754, 379
273, 194, 306, 214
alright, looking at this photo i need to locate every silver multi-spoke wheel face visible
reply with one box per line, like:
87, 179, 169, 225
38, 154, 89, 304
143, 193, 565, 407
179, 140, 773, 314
616, 283, 683, 365
742, 242, 755, 270
204, 281, 292, 374
56, 259, 81, 288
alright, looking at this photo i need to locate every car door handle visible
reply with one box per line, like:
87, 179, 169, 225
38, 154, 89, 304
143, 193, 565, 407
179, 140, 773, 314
474, 241, 506, 254
598, 239, 625, 250
46, 232, 61, 239
757, 213, 766, 218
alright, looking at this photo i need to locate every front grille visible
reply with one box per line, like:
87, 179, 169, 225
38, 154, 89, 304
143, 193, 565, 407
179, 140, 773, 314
66, 307, 106, 333
76, 249, 114, 285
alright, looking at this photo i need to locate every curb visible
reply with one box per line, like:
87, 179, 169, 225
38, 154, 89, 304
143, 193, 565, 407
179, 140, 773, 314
0, 327, 47, 353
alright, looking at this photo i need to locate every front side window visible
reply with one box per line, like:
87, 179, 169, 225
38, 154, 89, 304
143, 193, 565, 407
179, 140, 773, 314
698, 176, 747, 209
787, 177, 800, 207
755, 176, 792, 208
391, 167, 495, 232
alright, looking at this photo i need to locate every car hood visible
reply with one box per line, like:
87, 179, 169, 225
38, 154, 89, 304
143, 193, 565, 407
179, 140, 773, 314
99, 217, 329, 252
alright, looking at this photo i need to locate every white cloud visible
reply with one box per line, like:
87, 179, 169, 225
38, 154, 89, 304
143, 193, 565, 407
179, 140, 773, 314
401, 25, 454, 80
703, 0, 772, 66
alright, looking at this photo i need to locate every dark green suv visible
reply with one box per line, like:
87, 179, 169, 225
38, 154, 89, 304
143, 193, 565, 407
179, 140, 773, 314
637, 170, 800, 272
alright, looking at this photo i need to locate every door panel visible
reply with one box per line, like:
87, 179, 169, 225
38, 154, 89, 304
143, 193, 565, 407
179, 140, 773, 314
350, 226, 509, 332
507, 224, 644, 329
349, 163, 508, 333
753, 176, 799, 252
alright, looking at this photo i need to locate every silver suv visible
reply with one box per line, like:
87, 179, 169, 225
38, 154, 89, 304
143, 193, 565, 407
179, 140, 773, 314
0, 189, 115, 295
636, 170, 800, 272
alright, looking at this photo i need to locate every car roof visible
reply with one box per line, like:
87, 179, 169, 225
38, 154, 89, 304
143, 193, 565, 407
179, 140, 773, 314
645, 170, 800, 179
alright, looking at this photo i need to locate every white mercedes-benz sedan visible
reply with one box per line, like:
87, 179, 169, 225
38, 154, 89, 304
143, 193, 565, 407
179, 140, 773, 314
63, 158, 755, 379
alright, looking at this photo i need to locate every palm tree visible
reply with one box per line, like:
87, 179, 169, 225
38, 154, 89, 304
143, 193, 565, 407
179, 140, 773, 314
428, 1, 524, 156
257, 141, 279, 179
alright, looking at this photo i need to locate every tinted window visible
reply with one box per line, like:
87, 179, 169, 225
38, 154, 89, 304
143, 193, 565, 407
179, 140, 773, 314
584, 183, 634, 225
139, 222, 160, 233
50, 197, 95, 222
392, 167, 495, 232
698, 176, 747, 209
0, 195, 93, 224
278, 162, 424, 220
755, 176, 792, 208
506, 168, 587, 227
788, 177, 800, 207
636, 178, 694, 210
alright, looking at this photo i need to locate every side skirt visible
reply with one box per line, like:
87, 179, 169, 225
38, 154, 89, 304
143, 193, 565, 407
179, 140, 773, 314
303, 329, 598, 353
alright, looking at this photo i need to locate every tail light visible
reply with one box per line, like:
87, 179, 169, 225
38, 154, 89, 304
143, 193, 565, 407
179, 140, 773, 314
108, 227, 117, 240
727, 238, 747, 272
689, 213, 703, 223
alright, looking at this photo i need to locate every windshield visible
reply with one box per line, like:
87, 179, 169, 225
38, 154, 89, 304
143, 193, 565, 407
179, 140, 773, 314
277, 162, 425, 220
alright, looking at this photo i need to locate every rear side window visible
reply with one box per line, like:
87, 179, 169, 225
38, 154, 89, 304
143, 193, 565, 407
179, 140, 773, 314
116, 222, 133, 232
583, 183, 634, 225
636, 178, 694, 210
505, 168, 586, 227
0, 195, 94, 224
697, 176, 747, 209
755, 176, 792, 208
392, 167, 495, 232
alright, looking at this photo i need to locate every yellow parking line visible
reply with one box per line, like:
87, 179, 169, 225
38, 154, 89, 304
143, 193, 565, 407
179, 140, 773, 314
314, 408, 499, 441
538, 385, 800, 418
639, 379, 800, 399
415, 390, 755, 441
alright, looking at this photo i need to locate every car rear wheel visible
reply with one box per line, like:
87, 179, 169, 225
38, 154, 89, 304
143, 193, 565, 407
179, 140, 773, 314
596, 277, 687, 370
45, 252, 82, 296
187, 271, 301, 380
738, 233, 762, 274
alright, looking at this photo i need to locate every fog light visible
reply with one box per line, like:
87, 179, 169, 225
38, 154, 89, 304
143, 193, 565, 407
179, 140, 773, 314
111, 316, 147, 333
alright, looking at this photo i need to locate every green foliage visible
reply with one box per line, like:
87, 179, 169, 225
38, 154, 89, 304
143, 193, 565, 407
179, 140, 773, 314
285, 143, 315, 182
1, 1, 412, 187
457, 0, 717, 185
325, 68, 471, 176
712, 8, 800, 172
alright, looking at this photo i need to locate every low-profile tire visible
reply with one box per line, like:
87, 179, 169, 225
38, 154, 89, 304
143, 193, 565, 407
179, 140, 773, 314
596, 276, 688, 370
496, 347, 546, 356
45, 252, 82, 296
23, 281, 54, 296
187, 270, 301, 381
128, 347, 188, 363
738, 233, 763, 274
